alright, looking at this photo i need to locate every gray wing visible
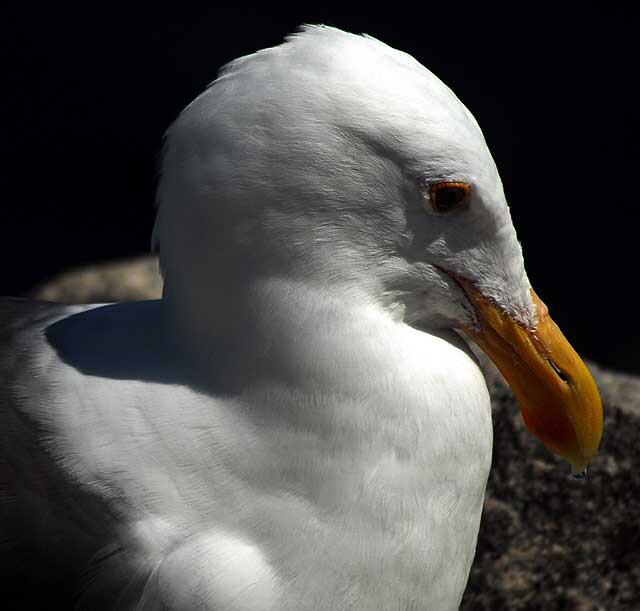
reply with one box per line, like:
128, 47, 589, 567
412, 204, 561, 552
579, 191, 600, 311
0, 298, 119, 608
0, 298, 264, 610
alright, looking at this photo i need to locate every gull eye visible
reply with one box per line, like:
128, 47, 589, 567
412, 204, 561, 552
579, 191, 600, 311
425, 182, 471, 214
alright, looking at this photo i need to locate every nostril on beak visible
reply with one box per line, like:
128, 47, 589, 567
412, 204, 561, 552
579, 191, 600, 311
547, 357, 570, 384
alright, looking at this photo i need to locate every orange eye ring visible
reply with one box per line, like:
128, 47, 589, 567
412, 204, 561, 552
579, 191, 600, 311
426, 182, 471, 214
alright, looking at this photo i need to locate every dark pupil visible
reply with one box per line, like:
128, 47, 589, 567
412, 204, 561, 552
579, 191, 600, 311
435, 187, 465, 211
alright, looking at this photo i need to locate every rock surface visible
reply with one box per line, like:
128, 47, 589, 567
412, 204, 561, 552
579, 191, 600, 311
28, 257, 640, 610
30, 256, 164, 304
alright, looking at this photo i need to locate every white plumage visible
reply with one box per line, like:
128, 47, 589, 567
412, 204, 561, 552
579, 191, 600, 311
1, 25, 601, 610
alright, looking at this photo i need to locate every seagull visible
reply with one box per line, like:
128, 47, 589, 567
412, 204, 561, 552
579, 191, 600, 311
1, 25, 602, 610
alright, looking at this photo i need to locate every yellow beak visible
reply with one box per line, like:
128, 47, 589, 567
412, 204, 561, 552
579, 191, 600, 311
462, 284, 602, 472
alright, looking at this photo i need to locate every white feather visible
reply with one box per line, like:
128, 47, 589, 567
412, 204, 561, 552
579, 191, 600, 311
1, 25, 535, 609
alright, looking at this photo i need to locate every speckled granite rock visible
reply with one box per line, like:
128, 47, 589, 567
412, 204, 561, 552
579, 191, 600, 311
461, 351, 640, 611
25, 258, 640, 610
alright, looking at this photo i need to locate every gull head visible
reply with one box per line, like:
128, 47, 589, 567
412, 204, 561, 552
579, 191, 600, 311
153, 25, 602, 472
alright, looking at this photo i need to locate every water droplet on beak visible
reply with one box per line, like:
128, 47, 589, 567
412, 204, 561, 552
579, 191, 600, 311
571, 467, 587, 480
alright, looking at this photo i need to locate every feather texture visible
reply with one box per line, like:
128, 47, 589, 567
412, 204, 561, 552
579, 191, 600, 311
0, 26, 539, 609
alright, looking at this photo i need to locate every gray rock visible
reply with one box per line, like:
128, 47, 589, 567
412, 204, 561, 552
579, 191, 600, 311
29, 255, 163, 303
461, 349, 640, 610
25, 258, 640, 610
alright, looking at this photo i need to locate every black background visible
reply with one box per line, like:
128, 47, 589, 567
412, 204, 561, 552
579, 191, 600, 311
2, 5, 638, 372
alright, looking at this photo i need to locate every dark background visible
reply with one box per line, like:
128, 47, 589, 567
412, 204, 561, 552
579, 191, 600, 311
2, 5, 638, 373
